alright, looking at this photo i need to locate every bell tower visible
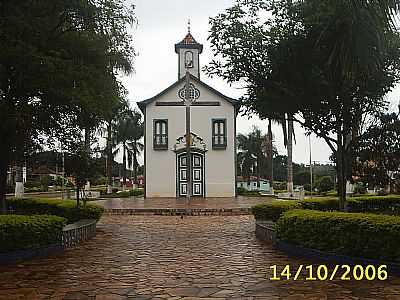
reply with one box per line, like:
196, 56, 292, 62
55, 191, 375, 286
175, 21, 203, 80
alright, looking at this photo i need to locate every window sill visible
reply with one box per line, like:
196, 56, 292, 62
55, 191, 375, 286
153, 145, 168, 150
212, 144, 227, 150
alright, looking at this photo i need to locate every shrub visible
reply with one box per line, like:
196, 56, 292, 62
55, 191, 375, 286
316, 176, 334, 193
237, 187, 247, 195
0, 215, 66, 253
252, 200, 301, 222
129, 188, 144, 196
353, 183, 367, 195
6, 198, 104, 223
273, 181, 287, 191
303, 184, 311, 192
301, 197, 339, 211
276, 209, 400, 262
347, 195, 400, 215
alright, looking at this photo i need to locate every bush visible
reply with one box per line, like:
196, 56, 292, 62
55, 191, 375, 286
0, 215, 66, 253
303, 184, 311, 192
237, 187, 247, 195
301, 197, 339, 211
353, 183, 367, 195
6, 198, 104, 223
273, 181, 287, 191
276, 209, 400, 262
130, 188, 144, 196
316, 176, 334, 193
252, 200, 301, 222
347, 195, 400, 215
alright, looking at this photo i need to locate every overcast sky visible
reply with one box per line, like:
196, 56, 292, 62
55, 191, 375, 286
121, 0, 400, 165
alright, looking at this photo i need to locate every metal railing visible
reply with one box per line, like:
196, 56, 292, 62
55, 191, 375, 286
62, 219, 97, 248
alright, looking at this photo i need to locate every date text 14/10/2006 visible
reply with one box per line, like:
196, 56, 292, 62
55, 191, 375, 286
269, 265, 388, 281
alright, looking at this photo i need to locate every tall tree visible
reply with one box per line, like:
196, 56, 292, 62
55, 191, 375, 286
0, 0, 135, 212
128, 110, 144, 187
206, 0, 400, 209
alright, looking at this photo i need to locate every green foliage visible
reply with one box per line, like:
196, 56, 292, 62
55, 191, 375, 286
316, 176, 334, 193
353, 112, 400, 191
253, 195, 400, 220
301, 198, 339, 211
6, 198, 104, 223
0, 215, 66, 253
347, 195, 400, 215
252, 201, 301, 222
130, 189, 144, 196
273, 181, 287, 191
237, 187, 247, 195
276, 209, 400, 262
353, 183, 367, 195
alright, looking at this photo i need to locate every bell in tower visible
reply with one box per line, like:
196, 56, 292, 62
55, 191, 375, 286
175, 21, 203, 80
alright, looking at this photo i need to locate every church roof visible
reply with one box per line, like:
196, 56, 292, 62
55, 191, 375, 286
175, 32, 203, 54
137, 73, 240, 113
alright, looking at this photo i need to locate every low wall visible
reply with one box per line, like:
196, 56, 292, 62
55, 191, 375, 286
104, 207, 252, 216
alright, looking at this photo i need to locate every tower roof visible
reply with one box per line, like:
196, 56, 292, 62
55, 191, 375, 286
175, 32, 203, 54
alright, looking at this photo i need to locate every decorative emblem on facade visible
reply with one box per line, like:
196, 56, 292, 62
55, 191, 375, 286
178, 83, 200, 101
173, 132, 207, 152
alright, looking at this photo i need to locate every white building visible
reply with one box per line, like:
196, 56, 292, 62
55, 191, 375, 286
138, 30, 240, 198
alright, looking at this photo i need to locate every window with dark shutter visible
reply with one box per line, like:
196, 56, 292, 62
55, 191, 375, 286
154, 119, 168, 150
212, 119, 226, 149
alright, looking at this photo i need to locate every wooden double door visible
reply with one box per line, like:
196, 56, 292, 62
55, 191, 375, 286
177, 152, 204, 197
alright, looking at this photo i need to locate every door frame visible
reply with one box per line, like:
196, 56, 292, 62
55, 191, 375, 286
176, 149, 206, 197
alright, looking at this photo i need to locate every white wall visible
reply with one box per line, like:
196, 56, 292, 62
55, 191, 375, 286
144, 80, 236, 197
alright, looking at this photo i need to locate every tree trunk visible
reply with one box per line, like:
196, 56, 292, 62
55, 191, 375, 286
133, 142, 137, 188
336, 130, 346, 210
0, 154, 9, 214
14, 163, 24, 198
76, 185, 80, 207
268, 119, 274, 193
84, 127, 91, 190
106, 122, 113, 194
122, 143, 127, 191
287, 116, 294, 195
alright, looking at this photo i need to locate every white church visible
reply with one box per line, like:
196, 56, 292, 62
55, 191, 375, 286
138, 29, 240, 198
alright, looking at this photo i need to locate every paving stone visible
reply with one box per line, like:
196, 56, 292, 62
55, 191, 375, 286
1, 214, 400, 299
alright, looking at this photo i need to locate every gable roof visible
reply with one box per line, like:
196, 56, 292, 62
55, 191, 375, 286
137, 73, 241, 113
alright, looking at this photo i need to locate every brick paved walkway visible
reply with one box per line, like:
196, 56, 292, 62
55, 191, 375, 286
1, 215, 400, 299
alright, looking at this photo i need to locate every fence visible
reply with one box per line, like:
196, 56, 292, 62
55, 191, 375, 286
62, 219, 97, 248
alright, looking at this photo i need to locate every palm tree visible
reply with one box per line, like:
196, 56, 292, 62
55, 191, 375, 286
127, 110, 144, 187
237, 126, 276, 187
114, 108, 144, 191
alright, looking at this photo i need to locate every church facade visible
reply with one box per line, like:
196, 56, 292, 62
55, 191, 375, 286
138, 30, 240, 198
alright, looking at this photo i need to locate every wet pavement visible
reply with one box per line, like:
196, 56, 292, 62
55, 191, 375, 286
1, 215, 400, 299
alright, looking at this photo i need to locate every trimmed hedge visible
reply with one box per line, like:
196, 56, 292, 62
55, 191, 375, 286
0, 215, 66, 253
301, 197, 339, 211
6, 198, 104, 223
252, 201, 301, 222
348, 195, 400, 214
252, 195, 400, 221
276, 209, 400, 262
